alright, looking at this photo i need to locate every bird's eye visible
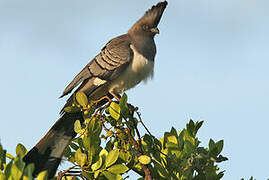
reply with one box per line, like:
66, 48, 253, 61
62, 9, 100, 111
142, 24, 149, 31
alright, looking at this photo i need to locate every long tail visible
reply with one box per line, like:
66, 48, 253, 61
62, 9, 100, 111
23, 112, 83, 178
23, 94, 112, 178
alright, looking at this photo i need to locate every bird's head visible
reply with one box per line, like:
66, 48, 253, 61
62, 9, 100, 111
128, 1, 168, 38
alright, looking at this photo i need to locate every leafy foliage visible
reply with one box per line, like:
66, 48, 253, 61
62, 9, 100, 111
0, 93, 230, 180
0, 143, 48, 180
60, 92, 228, 179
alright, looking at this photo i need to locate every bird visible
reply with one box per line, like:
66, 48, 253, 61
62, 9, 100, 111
23, 1, 167, 178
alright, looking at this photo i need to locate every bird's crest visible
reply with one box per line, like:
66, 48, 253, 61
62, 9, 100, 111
129, 1, 168, 32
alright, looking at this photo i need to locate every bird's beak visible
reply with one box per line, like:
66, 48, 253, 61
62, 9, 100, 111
150, 27, 160, 34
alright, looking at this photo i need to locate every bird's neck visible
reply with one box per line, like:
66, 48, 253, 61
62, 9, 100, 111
130, 34, 156, 61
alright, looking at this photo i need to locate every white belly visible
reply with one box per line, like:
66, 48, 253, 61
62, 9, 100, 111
109, 44, 154, 93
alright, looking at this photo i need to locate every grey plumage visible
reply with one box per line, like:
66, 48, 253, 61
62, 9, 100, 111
60, 1, 167, 102
60, 35, 133, 98
23, 1, 167, 178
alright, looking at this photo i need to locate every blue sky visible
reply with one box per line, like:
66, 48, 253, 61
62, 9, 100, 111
0, 0, 269, 179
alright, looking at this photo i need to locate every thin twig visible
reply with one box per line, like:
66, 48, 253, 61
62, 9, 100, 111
126, 128, 152, 180
136, 112, 155, 138
124, 106, 152, 180
136, 111, 179, 165
57, 165, 78, 180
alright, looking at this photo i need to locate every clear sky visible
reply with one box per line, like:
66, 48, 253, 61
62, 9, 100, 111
0, 0, 269, 179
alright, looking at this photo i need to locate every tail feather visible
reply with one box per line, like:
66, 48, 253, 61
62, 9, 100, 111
23, 112, 83, 178
23, 95, 111, 178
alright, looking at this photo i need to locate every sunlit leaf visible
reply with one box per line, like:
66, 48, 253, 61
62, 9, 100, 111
99, 149, 108, 158
167, 135, 177, 145
82, 136, 91, 150
0, 172, 6, 180
109, 102, 121, 120
91, 157, 103, 171
11, 157, 25, 180
74, 120, 82, 134
94, 170, 100, 178
75, 149, 87, 167
16, 144, 27, 157
138, 155, 151, 165
107, 164, 129, 174
119, 151, 131, 163
76, 91, 88, 108
36, 171, 48, 180
106, 149, 119, 167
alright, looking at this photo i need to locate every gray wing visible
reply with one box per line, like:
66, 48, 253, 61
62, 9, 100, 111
59, 34, 133, 98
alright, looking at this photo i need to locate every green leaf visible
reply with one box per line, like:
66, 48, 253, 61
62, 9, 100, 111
143, 134, 153, 146
70, 143, 79, 151
167, 135, 177, 145
88, 117, 102, 136
153, 161, 169, 178
36, 171, 48, 180
16, 144, 27, 157
81, 171, 92, 180
106, 149, 119, 167
119, 93, 128, 117
75, 149, 87, 167
0, 172, 6, 180
83, 136, 91, 150
178, 130, 184, 151
23, 163, 35, 179
11, 157, 25, 180
187, 119, 195, 137
215, 155, 228, 162
215, 140, 224, 155
154, 138, 162, 149
94, 170, 101, 178
184, 140, 196, 154
138, 155, 151, 165
63, 146, 71, 158
74, 120, 82, 134
64, 106, 80, 113
6, 153, 14, 160
119, 151, 131, 163
77, 138, 84, 148
102, 171, 122, 180
109, 102, 121, 120
194, 121, 204, 135
107, 164, 129, 174
0, 144, 6, 170
91, 157, 103, 171
91, 149, 107, 171
87, 148, 95, 166
76, 91, 88, 108
119, 93, 127, 108
217, 171, 224, 179
22, 175, 32, 180
209, 139, 215, 151
170, 127, 178, 137
4, 161, 12, 177
99, 149, 108, 158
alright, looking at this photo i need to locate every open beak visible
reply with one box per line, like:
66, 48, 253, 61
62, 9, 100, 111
150, 27, 160, 34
